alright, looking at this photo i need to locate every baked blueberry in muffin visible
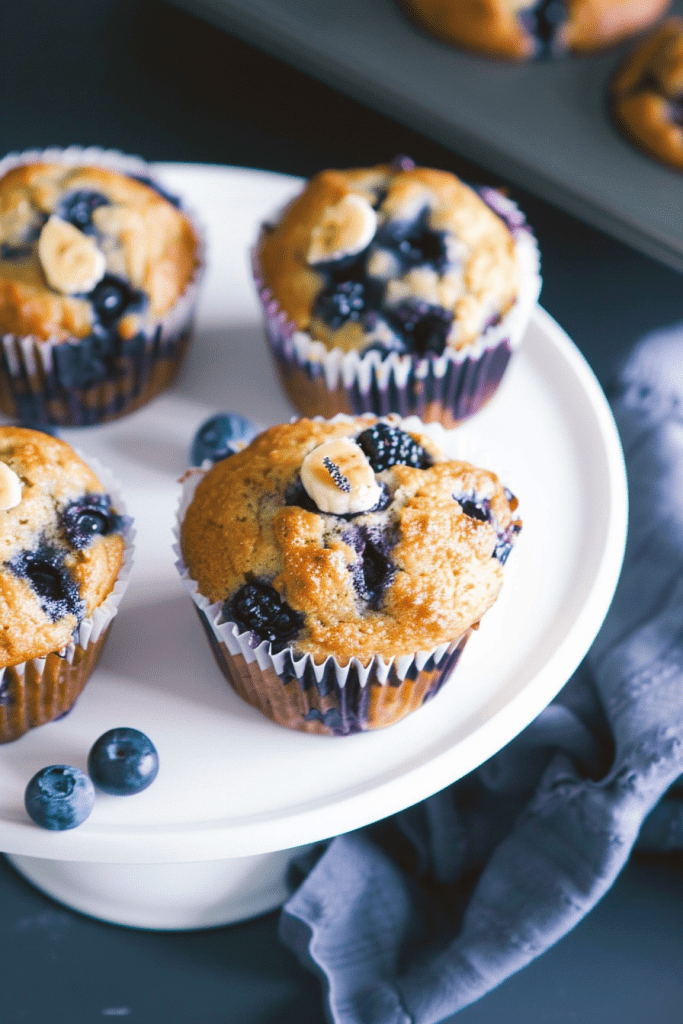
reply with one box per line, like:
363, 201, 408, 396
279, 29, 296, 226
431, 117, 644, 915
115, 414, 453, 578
0, 154, 202, 424
0, 425, 132, 741
178, 416, 521, 734
400, 0, 672, 60
254, 161, 540, 425
610, 17, 683, 172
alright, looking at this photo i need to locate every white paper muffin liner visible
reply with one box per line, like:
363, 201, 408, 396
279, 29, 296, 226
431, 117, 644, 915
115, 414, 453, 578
0, 146, 205, 426
253, 188, 541, 427
173, 415, 518, 736
0, 451, 135, 741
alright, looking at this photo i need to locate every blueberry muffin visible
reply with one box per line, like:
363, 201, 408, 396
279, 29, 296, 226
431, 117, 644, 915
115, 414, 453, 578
253, 160, 540, 427
0, 151, 202, 425
0, 426, 133, 742
400, 0, 671, 60
177, 416, 521, 735
610, 17, 683, 171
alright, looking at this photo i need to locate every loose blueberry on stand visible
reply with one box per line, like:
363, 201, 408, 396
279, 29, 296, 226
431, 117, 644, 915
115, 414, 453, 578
25, 765, 95, 830
190, 412, 258, 465
88, 727, 159, 796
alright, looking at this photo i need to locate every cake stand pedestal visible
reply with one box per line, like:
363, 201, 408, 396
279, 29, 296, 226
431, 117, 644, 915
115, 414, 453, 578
5, 846, 313, 930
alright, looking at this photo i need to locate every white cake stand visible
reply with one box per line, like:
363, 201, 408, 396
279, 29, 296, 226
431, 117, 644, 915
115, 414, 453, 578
0, 166, 627, 930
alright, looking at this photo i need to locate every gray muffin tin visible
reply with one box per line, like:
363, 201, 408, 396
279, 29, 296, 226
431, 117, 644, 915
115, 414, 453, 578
172, 0, 683, 272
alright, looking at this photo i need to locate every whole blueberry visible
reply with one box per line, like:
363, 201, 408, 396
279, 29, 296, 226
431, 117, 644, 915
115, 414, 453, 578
88, 728, 159, 796
25, 765, 95, 830
190, 412, 258, 466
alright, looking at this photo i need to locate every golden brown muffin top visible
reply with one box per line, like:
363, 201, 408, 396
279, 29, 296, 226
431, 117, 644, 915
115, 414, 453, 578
0, 161, 200, 341
611, 17, 683, 172
257, 163, 521, 356
181, 416, 521, 665
400, 0, 671, 60
0, 426, 126, 666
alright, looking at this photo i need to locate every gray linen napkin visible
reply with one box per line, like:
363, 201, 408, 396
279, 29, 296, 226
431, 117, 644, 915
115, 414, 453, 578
280, 323, 683, 1024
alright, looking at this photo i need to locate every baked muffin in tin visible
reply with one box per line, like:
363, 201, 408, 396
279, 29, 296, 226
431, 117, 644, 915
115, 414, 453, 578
400, 0, 672, 60
254, 160, 540, 427
0, 426, 133, 742
610, 17, 683, 172
177, 415, 521, 736
0, 149, 203, 425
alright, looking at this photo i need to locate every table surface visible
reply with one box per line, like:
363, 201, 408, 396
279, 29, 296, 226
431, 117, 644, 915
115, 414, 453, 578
2, 1, 683, 1022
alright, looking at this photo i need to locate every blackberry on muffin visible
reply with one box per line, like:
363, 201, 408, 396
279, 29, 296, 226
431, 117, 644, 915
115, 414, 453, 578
254, 160, 540, 426
400, 0, 672, 60
177, 416, 521, 735
0, 151, 203, 425
610, 17, 683, 172
0, 426, 133, 742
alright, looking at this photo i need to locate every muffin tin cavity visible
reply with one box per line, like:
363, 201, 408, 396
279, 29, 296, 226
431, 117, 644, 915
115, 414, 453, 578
60, 493, 122, 550
8, 543, 83, 623
226, 580, 304, 650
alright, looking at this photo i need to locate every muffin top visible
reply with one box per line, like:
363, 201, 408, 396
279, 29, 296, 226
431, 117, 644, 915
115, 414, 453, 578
611, 17, 683, 172
400, 0, 672, 60
257, 163, 521, 357
0, 161, 200, 342
181, 416, 521, 665
0, 426, 126, 667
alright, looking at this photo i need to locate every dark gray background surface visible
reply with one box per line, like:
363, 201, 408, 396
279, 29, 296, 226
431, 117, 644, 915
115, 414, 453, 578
1, 2, 683, 1022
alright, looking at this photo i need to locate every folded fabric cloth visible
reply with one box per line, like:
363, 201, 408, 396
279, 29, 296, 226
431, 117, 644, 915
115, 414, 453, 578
280, 323, 683, 1024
